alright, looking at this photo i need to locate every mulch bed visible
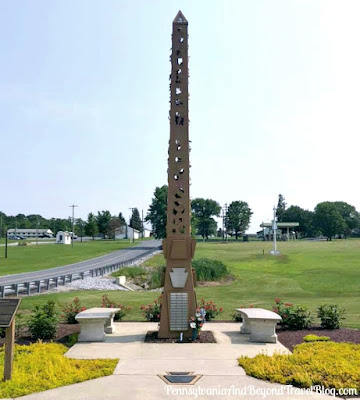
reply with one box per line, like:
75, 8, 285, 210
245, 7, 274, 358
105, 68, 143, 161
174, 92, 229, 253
144, 330, 217, 343
277, 327, 360, 351
0, 323, 81, 348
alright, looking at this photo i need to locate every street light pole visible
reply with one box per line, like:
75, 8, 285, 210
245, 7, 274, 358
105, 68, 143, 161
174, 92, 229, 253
69, 205, 78, 249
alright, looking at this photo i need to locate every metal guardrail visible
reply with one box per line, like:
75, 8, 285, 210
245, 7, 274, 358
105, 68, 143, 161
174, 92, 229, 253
0, 246, 162, 298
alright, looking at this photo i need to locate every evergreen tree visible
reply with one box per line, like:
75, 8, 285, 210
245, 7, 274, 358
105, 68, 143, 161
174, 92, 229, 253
96, 210, 112, 237
276, 194, 287, 221
129, 208, 142, 232
146, 186, 168, 239
118, 212, 126, 226
84, 213, 98, 239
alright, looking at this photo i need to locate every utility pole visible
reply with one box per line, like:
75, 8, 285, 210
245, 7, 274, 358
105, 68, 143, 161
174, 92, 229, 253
141, 209, 144, 239
225, 203, 228, 242
36, 217, 39, 246
222, 204, 228, 242
129, 208, 135, 244
69, 205, 78, 248
5, 230, 8, 259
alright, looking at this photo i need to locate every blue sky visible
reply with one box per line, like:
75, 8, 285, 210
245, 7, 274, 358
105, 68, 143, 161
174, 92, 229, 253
1, 0, 359, 233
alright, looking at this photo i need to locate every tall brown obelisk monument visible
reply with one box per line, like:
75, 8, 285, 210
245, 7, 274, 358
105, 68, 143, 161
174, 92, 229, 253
158, 11, 197, 339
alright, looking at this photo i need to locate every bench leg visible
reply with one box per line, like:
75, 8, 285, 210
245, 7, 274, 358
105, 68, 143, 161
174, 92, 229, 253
240, 315, 252, 334
78, 320, 107, 342
249, 320, 278, 343
104, 314, 116, 334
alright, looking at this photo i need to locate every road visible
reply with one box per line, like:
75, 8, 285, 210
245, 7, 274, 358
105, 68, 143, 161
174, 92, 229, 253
0, 239, 162, 287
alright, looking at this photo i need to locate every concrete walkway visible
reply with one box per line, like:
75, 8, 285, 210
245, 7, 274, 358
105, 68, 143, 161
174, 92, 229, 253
12, 322, 335, 400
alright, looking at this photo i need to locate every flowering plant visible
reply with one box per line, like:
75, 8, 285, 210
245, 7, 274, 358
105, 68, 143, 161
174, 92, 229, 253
140, 295, 162, 322
198, 298, 223, 321
61, 297, 86, 324
101, 294, 132, 321
273, 298, 312, 330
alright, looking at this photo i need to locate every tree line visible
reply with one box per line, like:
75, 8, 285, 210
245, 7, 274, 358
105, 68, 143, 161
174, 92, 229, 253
276, 194, 360, 240
0, 208, 143, 240
145, 185, 253, 239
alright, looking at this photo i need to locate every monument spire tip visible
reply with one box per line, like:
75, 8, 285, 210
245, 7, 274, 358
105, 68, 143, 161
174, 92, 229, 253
173, 10, 188, 24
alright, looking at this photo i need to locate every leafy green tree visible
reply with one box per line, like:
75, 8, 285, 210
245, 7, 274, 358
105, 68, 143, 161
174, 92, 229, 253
333, 201, 360, 238
96, 210, 112, 237
85, 212, 98, 239
191, 198, 221, 240
276, 194, 287, 221
75, 218, 85, 237
146, 186, 167, 239
129, 208, 142, 232
314, 202, 346, 241
281, 206, 315, 237
225, 201, 253, 240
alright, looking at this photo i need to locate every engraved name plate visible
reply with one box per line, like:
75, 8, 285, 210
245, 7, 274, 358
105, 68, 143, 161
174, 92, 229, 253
169, 292, 188, 331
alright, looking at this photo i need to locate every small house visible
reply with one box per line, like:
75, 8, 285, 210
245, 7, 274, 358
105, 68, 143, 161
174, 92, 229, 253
56, 231, 72, 245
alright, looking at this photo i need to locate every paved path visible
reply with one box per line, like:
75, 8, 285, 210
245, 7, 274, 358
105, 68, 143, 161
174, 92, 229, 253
14, 323, 334, 400
0, 240, 161, 286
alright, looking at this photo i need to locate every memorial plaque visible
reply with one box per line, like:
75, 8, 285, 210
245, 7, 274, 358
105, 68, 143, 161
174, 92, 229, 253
0, 299, 21, 327
169, 292, 188, 331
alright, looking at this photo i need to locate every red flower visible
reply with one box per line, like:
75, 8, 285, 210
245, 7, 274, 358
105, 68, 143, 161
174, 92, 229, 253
275, 298, 281, 304
284, 303, 293, 307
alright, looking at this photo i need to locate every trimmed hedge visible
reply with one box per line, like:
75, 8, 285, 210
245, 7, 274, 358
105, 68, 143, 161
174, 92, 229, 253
303, 334, 331, 342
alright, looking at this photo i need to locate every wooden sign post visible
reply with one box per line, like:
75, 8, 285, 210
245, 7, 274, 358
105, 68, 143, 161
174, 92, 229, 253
0, 299, 21, 381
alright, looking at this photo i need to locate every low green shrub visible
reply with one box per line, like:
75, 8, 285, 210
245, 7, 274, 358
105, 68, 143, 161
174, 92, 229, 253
61, 297, 86, 324
303, 334, 331, 342
28, 301, 57, 340
273, 298, 312, 330
317, 304, 345, 329
238, 342, 360, 391
101, 294, 131, 321
0, 343, 117, 398
192, 258, 229, 282
65, 332, 79, 348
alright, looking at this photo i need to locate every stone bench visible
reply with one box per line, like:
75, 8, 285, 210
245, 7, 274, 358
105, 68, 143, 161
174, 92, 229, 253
75, 307, 120, 342
235, 308, 282, 343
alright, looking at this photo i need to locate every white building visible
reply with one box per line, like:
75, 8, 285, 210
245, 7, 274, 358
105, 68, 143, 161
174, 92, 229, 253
56, 231, 72, 245
115, 225, 140, 240
7, 228, 53, 238
143, 228, 152, 238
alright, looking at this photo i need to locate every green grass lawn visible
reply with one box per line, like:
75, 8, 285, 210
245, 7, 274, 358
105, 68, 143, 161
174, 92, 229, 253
18, 239, 360, 328
0, 240, 138, 276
